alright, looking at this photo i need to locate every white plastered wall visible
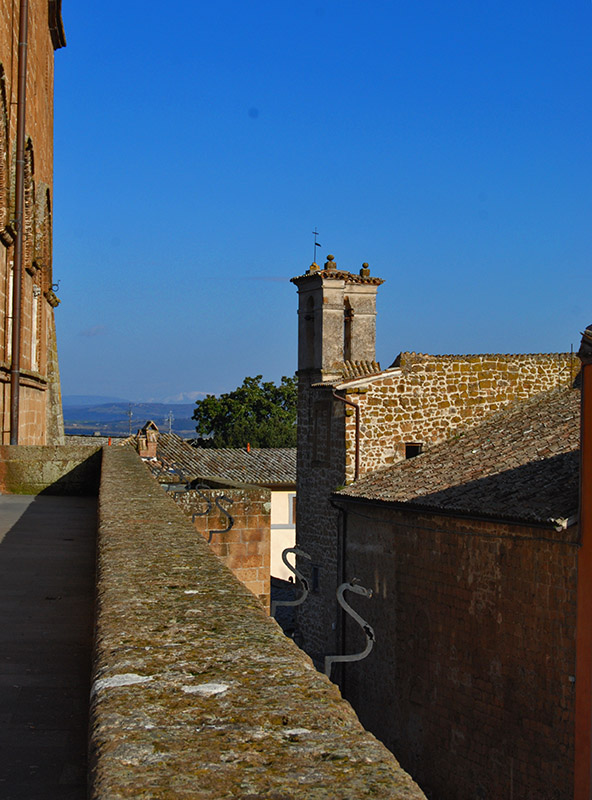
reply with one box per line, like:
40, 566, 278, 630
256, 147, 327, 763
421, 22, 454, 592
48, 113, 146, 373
270, 489, 296, 580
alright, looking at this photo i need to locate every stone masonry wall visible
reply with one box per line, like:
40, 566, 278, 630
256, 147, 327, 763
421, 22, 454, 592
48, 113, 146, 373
0, 444, 100, 494
91, 445, 427, 800
44, 314, 65, 444
339, 501, 577, 800
344, 352, 575, 481
298, 351, 575, 670
172, 484, 271, 611
296, 378, 347, 666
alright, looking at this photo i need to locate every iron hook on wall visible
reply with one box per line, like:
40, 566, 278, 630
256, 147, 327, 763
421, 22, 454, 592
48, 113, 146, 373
271, 547, 312, 617
190, 483, 214, 519
324, 580, 375, 678
207, 494, 234, 543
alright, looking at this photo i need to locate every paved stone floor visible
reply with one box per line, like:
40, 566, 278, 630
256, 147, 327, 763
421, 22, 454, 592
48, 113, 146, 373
0, 495, 96, 800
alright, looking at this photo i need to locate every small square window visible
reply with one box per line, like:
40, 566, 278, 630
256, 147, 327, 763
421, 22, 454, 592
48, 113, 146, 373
405, 443, 423, 459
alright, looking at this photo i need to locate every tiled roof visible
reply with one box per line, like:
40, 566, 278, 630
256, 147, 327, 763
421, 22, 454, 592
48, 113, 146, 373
133, 431, 296, 487
341, 360, 382, 379
310, 363, 390, 389
337, 387, 580, 527
290, 269, 384, 286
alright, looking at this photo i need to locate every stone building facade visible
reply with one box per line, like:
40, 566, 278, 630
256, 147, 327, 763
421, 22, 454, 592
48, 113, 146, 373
333, 385, 579, 799
291, 257, 573, 664
0, 0, 65, 443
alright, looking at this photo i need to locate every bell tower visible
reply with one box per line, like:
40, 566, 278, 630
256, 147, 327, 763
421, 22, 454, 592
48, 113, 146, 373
290, 255, 384, 665
291, 255, 383, 383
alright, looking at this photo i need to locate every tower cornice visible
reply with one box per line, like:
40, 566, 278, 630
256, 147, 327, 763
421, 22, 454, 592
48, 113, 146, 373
291, 269, 384, 287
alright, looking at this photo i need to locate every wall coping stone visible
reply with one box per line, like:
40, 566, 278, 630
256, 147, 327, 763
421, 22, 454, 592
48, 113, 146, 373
91, 446, 425, 799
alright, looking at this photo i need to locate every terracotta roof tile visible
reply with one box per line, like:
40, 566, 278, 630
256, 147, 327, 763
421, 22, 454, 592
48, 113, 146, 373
341, 360, 382, 379
337, 387, 580, 526
134, 431, 296, 487
290, 269, 384, 285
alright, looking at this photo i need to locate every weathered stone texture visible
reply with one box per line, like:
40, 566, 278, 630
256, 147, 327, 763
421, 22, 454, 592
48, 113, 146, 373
338, 502, 576, 800
91, 446, 426, 800
297, 352, 575, 662
45, 314, 65, 443
172, 485, 272, 610
0, 443, 100, 493
296, 378, 347, 665
345, 352, 575, 481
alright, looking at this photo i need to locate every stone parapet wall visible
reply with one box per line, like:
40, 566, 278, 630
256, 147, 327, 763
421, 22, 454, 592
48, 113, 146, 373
172, 484, 271, 610
345, 352, 575, 480
0, 444, 101, 494
91, 446, 426, 800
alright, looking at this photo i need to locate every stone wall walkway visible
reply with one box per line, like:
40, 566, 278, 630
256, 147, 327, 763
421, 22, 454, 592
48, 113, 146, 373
0, 495, 96, 800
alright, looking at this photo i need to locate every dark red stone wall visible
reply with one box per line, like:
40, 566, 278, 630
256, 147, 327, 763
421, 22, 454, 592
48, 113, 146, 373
0, 0, 63, 443
338, 501, 577, 800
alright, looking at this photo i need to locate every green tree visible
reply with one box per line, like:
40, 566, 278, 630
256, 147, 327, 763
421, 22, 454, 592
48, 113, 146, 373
192, 375, 297, 448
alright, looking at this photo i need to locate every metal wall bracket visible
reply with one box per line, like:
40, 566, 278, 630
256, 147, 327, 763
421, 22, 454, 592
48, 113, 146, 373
207, 494, 234, 543
271, 547, 312, 617
324, 580, 375, 678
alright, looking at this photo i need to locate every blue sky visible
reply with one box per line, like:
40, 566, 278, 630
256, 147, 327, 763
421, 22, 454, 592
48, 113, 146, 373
53, 0, 592, 402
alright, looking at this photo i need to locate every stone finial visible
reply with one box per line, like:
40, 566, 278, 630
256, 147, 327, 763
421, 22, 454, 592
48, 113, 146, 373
308, 262, 320, 273
325, 254, 336, 270
578, 325, 592, 366
360, 262, 370, 278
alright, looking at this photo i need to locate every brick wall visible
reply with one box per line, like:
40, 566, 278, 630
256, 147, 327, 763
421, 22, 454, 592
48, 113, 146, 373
337, 500, 577, 800
0, 0, 64, 444
345, 352, 575, 480
172, 485, 271, 611
92, 445, 427, 800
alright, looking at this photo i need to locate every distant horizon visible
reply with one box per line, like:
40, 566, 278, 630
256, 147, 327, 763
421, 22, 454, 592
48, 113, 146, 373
62, 394, 207, 407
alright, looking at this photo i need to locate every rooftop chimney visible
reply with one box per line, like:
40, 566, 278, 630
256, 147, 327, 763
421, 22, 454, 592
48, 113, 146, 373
137, 421, 159, 459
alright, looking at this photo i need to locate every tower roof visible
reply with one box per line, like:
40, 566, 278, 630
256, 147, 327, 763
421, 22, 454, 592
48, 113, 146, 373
291, 256, 384, 286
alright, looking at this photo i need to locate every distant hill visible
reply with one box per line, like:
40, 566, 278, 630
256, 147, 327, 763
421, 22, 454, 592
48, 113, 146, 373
62, 400, 196, 437
62, 394, 128, 407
